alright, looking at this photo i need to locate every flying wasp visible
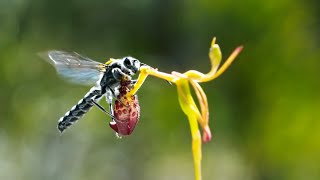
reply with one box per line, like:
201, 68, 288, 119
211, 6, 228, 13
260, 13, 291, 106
40, 50, 144, 133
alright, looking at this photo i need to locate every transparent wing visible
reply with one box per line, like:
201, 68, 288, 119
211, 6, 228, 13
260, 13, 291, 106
39, 50, 105, 86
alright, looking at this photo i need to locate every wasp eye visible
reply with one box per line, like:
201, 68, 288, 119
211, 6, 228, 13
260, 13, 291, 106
124, 58, 131, 67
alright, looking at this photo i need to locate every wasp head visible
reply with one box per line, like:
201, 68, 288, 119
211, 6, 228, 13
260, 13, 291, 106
121, 57, 141, 75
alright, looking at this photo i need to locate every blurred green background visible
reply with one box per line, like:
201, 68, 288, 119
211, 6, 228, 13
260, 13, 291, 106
1, 0, 320, 180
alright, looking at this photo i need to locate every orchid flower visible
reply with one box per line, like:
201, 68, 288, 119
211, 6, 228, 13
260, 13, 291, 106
126, 37, 243, 180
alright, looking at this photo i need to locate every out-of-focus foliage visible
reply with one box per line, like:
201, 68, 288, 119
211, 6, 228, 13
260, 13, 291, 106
0, 0, 319, 180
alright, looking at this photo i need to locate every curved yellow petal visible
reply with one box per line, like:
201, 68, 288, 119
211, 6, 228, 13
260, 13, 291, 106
176, 79, 202, 180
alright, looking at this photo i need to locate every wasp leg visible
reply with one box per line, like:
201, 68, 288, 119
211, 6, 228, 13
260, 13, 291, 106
91, 99, 115, 119
105, 84, 117, 99
130, 79, 137, 84
108, 101, 114, 120
104, 91, 115, 120
105, 84, 127, 108
127, 79, 137, 90
112, 68, 129, 81
91, 88, 115, 119
105, 91, 121, 138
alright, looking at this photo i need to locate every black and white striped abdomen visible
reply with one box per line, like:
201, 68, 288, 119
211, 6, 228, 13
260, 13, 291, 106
58, 87, 102, 133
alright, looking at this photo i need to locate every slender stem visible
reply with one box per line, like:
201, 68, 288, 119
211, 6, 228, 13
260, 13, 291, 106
127, 66, 176, 97
146, 68, 176, 82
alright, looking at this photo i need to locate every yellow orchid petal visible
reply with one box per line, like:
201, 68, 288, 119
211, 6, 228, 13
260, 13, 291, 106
189, 80, 212, 143
183, 37, 222, 82
176, 78, 202, 180
125, 37, 243, 180
174, 76, 202, 123
189, 80, 208, 125
209, 46, 243, 80
184, 38, 243, 83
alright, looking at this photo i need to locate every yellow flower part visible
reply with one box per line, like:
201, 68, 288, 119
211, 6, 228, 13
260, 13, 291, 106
127, 37, 243, 180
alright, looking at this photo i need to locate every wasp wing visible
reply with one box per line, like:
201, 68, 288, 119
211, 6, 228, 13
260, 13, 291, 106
39, 50, 106, 86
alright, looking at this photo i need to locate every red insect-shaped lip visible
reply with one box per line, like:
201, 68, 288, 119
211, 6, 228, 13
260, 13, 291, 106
109, 91, 140, 136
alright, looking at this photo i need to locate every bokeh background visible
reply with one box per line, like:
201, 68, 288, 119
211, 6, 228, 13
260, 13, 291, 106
1, 0, 320, 180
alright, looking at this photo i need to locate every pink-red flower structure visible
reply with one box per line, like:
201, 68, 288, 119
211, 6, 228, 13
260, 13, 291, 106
109, 77, 140, 136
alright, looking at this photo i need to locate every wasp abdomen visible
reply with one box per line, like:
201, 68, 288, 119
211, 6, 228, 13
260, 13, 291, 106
57, 88, 101, 133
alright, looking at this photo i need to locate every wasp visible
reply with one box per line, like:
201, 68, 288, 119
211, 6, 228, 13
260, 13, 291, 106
40, 50, 144, 133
